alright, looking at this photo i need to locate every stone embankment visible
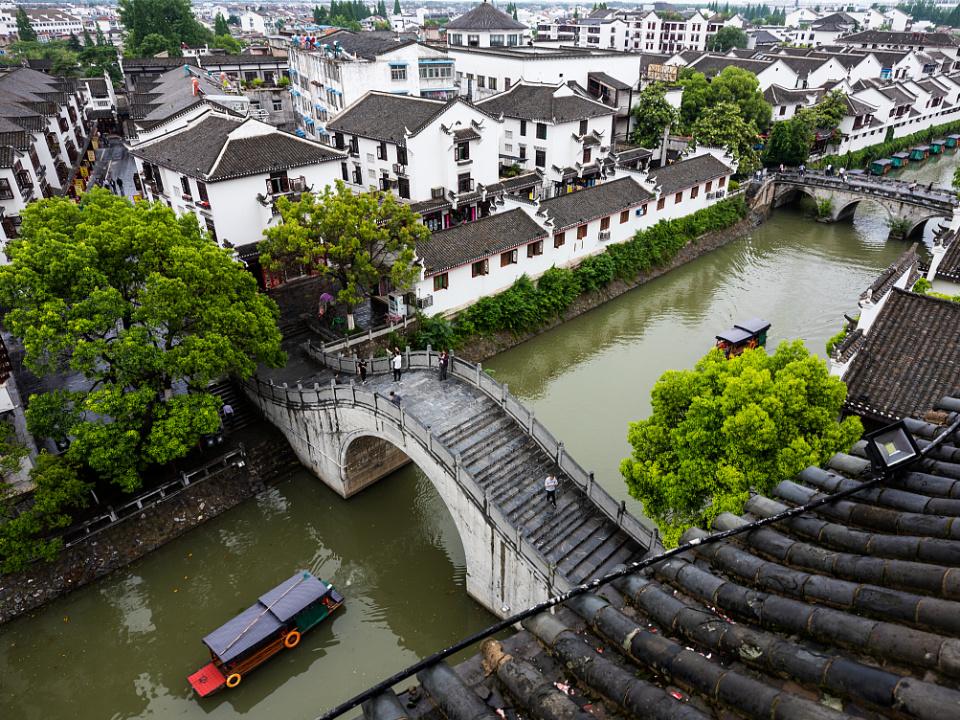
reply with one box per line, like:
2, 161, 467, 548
0, 423, 302, 625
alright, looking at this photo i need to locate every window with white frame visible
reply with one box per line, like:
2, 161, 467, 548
390, 66, 407, 81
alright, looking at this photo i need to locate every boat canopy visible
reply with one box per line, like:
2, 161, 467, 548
733, 318, 772, 335
716, 327, 753, 344
203, 572, 332, 664
892, 152, 910, 158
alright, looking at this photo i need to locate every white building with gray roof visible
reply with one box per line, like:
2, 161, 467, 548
445, 2, 529, 50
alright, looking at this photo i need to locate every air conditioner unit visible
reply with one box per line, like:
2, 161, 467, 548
430, 186, 445, 199
416, 294, 434, 309
393, 163, 405, 174
598, 230, 611, 241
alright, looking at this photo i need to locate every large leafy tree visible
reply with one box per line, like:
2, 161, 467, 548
691, 101, 761, 174
262, 182, 427, 328
118, 0, 213, 56
764, 115, 812, 166
621, 341, 863, 546
630, 82, 679, 148
214, 12, 230, 36
0, 189, 285, 492
708, 26, 748, 52
15, 7, 36, 41
681, 66, 771, 133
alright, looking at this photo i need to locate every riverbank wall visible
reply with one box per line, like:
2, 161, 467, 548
0, 423, 302, 625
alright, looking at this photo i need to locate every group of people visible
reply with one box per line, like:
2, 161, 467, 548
355, 347, 452, 408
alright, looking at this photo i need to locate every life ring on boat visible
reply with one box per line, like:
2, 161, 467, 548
284, 630, 301, 649
226, 673, 242, 689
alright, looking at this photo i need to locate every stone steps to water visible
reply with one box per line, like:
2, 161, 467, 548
207, 380, 258, 431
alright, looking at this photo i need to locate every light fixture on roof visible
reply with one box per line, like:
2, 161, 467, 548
864, 419, 922, 477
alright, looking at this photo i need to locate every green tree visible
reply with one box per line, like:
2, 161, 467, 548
691, 101, 761, 175
137, 31, 172, 56
215, 34, 243, 53
678, 68, 712, 130
376, 0, 388, 17
708, 25, 748, 52
0, 189, 285, 493
393, 0, 401, 13
953, 166, 960, 192
214, 12, 230, 36
262, 182, 427, 330
630, 82, 679, 148
227, 14, 240, 25
118, 0, 213, 56
95, 26, 106, 45
82, 29, 94, 46
764, 115, 812, 166
67, 32, 82, 51
621, 341, 863, 546
707, 66, 771, 131
15, 7, 36, 42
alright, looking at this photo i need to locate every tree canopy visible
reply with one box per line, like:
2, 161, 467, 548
708, 26, 748, 52
0, 189, 285, 493
118, 0, 213, 56
214, 12, 230, 36
680, 66, 771, 133
691, 102, 761, 174
620, 341, 863, 546
630, 82, 679, 148
394, 0, 401, 14
15, 7, 36, 42
262, 182, 426, 320
763, 90, 848, 167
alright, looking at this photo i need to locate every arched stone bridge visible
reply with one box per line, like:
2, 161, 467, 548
774, 170, 958, 236
244, 347, 657, 617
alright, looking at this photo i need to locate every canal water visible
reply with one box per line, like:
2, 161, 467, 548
1, 154, 956, 719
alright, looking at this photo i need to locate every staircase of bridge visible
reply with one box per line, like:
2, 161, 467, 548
244, 344, 659, 614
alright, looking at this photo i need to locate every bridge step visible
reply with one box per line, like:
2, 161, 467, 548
470, 438, 540, 489
593, 538, 641, 578
563, 532, 634, 583
458, 421, 527, 466
535, 505, 595, 556
547, 516, 606, 565
207, 380, 259, 431
436, 405, 503, 448
555, 522, 619, 580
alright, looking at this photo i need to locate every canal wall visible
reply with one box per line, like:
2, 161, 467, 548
0, 423, 302, 626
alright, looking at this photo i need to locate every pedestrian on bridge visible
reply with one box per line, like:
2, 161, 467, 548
544, 474, 558, 508
438, 350, 449, 381
388, 391, 401, 407
392, 349, 403, 382
356, 358, 367, 384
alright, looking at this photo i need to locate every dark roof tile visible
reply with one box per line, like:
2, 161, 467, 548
477, 83, 613, 123
327, 93, 449, 144
649, 154, 733, 196
540, 176, 654, 230
446, 3, 527, 31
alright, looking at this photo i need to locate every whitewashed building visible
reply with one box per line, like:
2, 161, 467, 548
327, 92, 509, 230
240, 11, 266, 36
413, 150, 736, 316
476, 81, 616, 197
288, 30, 455, 140
129, 108, 346, 248
445, 2, 528, 50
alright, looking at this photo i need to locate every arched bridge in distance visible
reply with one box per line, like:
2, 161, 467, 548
773, 170, 958, 236
244, 345, 658, 617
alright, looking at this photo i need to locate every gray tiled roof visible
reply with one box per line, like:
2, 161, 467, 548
844, 288, 960, 421
587, 71, 631, 91
935, 234, 960, 283
320, 30, 418, 60
844, 94, 876, 117
446, 2, 527, 31
130, 112, 344, 181
649, 154, 733, 196
327, 93, 448, 144
688, 54, 774, 77
764, 84, 822, 105
477, 83, 613, 123
417, 209, 546, 275
839, 30, 960, 47
540, 176, 654, 231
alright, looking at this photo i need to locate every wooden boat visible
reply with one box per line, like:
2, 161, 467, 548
890, 152, 910, 168
946, 134, 960, 149
188, 571, 344, 697
930, 139, 945, 154
715, 318, 771, 358
909, 146, 930, 161
869, 158, 893, 175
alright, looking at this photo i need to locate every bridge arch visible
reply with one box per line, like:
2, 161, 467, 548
243, 349, 656, 617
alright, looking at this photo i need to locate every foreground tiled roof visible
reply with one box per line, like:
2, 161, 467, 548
688, 54, 774, 77
844, 288, 960, 421
317, 29, 418, 59
369, 397, 960, 720
417, 209, 546, 275
540, 176, 653, 231
935, 234, 960, 283
649, 154, 733, 196
477, 83, 614, 123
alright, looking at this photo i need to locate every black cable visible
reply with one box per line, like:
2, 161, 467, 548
314, 413, 960, 720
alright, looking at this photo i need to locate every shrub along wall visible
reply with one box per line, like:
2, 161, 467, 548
814, 119, 960, 170
410, 196, 749, 350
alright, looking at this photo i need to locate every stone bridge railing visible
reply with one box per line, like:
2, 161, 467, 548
777, 170, 959, 213
302, 343, 659, 551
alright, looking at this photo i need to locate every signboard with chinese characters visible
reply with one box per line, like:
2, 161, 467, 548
647, 64, 679, 83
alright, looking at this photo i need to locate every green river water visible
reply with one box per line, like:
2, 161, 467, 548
1, 153, 957, 719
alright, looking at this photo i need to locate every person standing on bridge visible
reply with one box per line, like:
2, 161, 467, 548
356, 357, 367, 384
544, 474, 558, 508
438, 350, 449, 381
392, 349, 403, 382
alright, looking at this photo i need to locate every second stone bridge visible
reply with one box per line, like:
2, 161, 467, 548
244, 345, 658, 617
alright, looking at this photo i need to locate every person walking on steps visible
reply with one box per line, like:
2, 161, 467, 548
438, 350, 449, 381
356, 357, 367, 384
392, 349, 403, 382
544, 474, 558, 508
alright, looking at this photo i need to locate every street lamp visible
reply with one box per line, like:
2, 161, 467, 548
863, 420, 922, 477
